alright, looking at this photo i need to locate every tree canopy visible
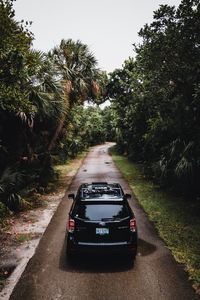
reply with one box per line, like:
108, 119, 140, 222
1, 0, 200, 211
108, 0, 200, 198
0, 0, 108, 211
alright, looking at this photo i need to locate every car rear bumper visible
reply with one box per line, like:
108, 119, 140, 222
67, 235, 137, 256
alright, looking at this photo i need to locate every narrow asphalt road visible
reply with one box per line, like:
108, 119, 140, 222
10, 144, 198, 300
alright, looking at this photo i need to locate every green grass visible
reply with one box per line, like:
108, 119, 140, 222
111, 148, 200, 292
15, 233, 32, 243
20, 151, 88, 208
53, 151, 87, 190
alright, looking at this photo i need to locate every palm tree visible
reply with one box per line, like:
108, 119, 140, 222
47, 39, 99, 151
14, 50, 66, 160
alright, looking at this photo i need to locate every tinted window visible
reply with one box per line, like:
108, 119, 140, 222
74, 204, 129, 221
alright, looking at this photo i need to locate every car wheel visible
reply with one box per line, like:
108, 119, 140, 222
66, 243, 74, 261
126, 251, 137, 266
127, 254, 134, 263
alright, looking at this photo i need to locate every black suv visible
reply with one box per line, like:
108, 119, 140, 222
66, 182, 137, 261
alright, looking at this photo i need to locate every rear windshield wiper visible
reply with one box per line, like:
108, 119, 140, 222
101, 217, 115, 221
101, 216, 130, 222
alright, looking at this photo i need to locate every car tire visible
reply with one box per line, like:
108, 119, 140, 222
66, 243, 74, 261
126, 251, 136, 266
127, 254, 134, 263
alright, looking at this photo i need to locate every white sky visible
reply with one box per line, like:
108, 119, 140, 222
14, 0, 181, 72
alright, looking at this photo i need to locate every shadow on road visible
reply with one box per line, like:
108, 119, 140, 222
59, 236, 157, 274
138, 238, 157, 256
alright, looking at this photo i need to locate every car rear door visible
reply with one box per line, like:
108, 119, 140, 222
73, 202, 132, 244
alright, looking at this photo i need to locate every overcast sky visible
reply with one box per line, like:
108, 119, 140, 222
14, 0, 182, 72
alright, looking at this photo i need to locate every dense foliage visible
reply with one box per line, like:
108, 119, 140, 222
1, 0, 200, 212
54, 104, 114, 162
108, 0, 200, 198
0, 0, 108, 212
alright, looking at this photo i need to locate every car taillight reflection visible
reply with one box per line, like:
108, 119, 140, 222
68, 218, 75, 233
130, 218, 136, 232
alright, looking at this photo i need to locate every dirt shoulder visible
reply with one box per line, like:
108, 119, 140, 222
0, 152, 87, 299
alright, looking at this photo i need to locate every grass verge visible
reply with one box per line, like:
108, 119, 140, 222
53, 151, 87, 191
0, 151, 88, 227
111, 148, 200, 293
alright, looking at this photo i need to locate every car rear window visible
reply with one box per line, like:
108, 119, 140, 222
80, 186, 122, 200
74, 204, 129, 221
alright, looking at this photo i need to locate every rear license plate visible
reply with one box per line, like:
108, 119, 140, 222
96, 228, 109, 235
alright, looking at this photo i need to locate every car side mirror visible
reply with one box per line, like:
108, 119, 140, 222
124, 193, 131, 199
68, 193, 75, 200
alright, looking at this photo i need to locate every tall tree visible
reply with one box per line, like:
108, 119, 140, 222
47, 39, 99, 150
108, 0, 200, 197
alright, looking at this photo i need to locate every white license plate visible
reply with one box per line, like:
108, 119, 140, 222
96, 228, 109, 235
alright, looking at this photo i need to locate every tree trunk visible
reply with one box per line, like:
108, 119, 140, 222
48, 80, 71, 151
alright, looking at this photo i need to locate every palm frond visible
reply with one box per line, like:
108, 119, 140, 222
0, 167, 25, 212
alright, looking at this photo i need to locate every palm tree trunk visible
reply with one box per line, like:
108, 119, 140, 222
48, 80, 71, 151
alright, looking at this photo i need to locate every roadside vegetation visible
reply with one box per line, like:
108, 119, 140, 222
107, 0, 200, 292
0, 150, 87, 293
0, 0, 109, 218
1, 0, 200, 292
111, 148, 200, 292
108, 0, 200, 200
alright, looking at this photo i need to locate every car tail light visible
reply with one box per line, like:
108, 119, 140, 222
130, 218, 136, 232
68, 218, 75, 233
